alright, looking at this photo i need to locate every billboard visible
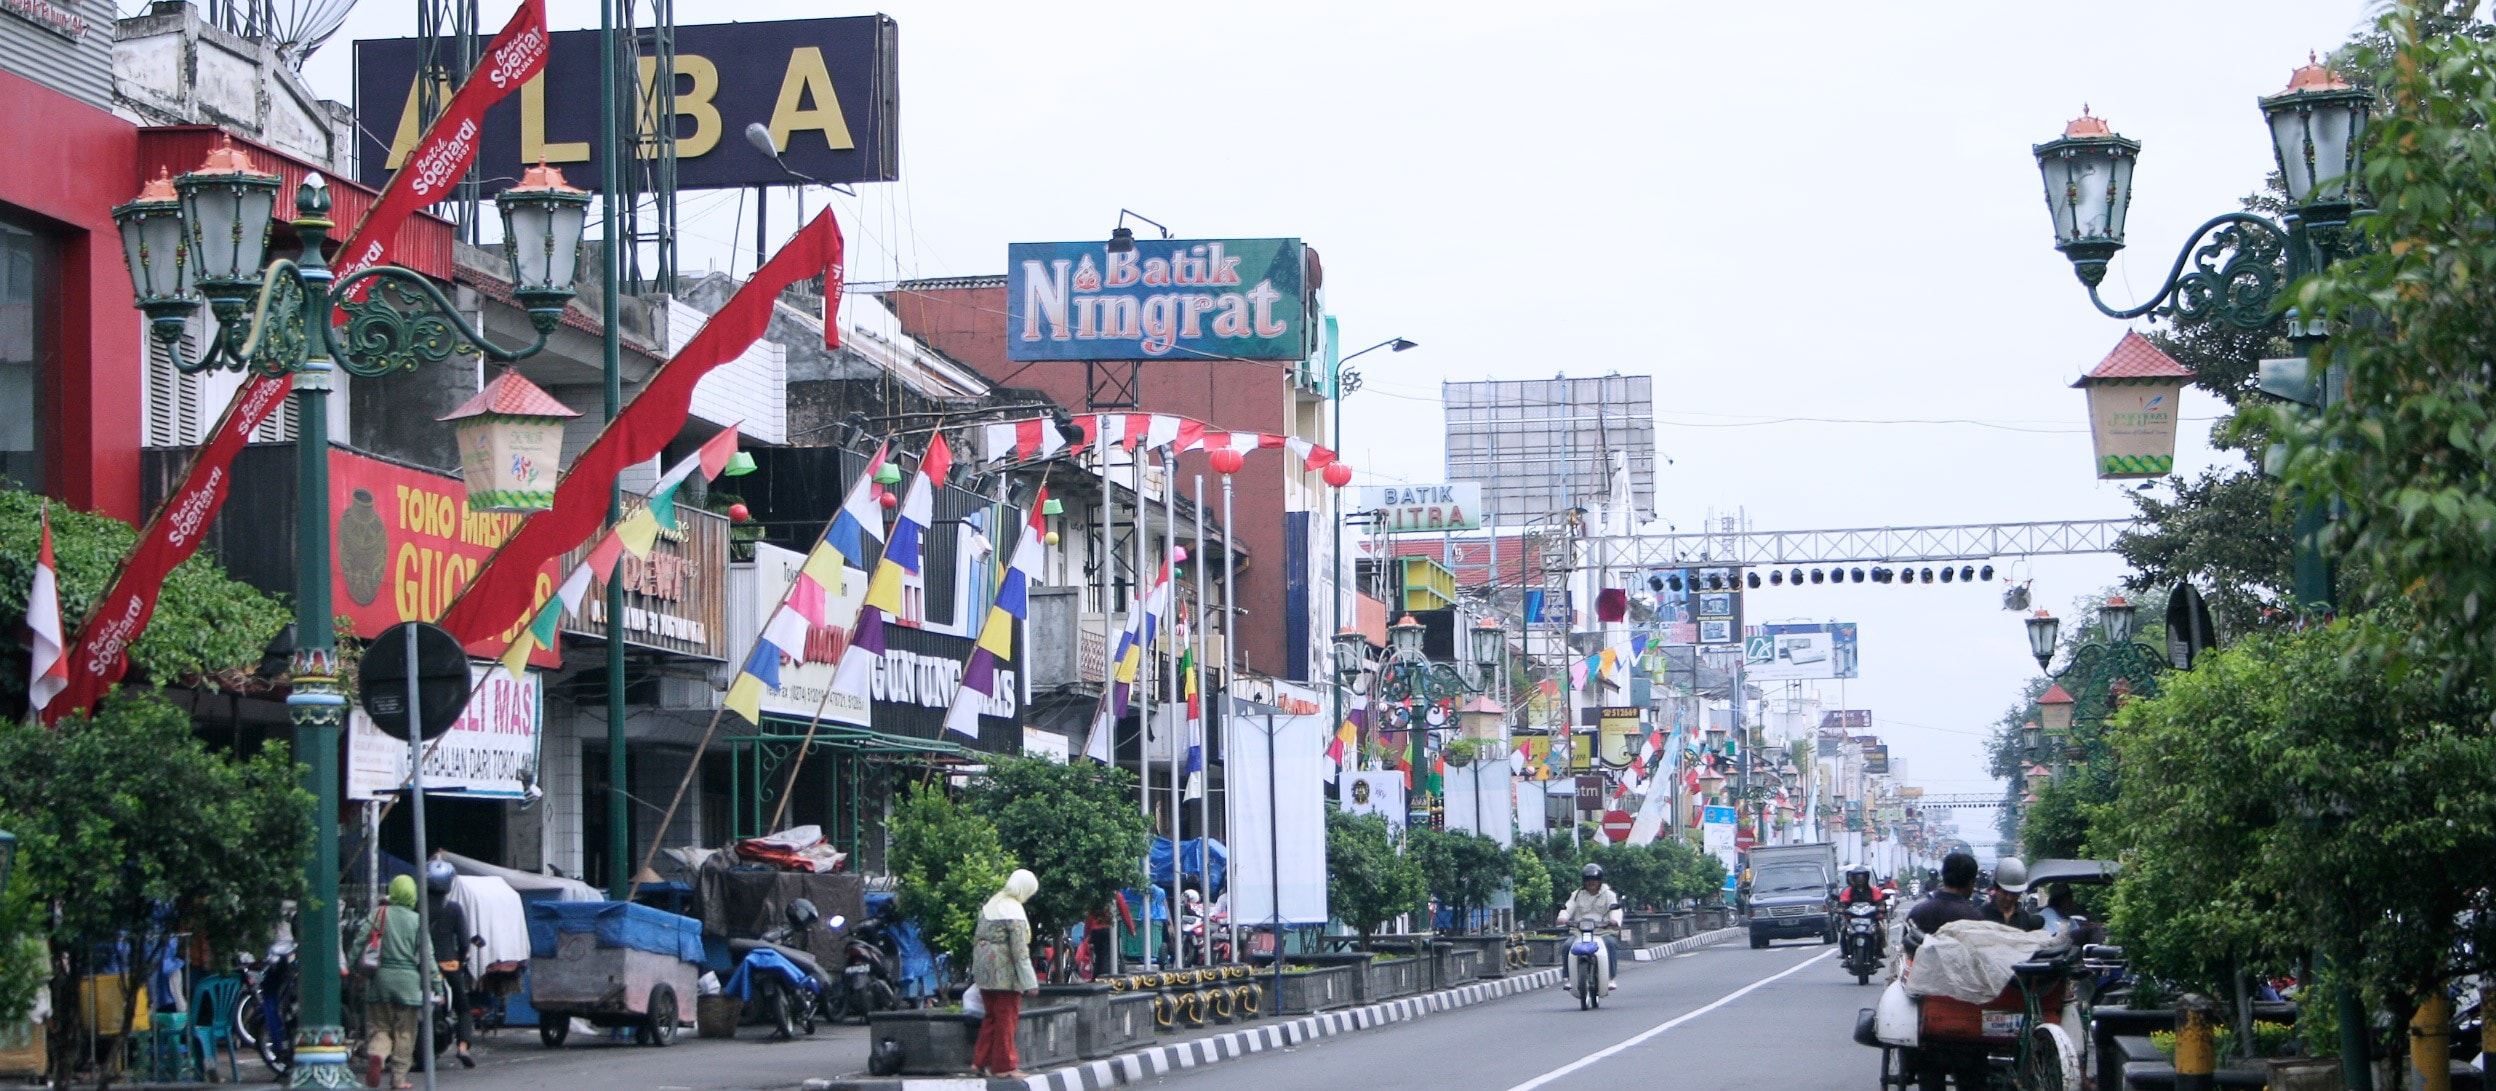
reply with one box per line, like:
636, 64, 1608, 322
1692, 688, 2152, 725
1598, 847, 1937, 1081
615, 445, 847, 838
1820, 709, 1871, 734
328, 448, 561, 666
348, 664, 541, 800
1444, 375, 1659, 523
561, 498, 731, 660
1742, 622, 1860, 681
1649, 567, 1743, 646
353, 16, 899, 195
1864, 745, 1891, 775
1005, 238, 1308, 361
1360, 483, 1484, 533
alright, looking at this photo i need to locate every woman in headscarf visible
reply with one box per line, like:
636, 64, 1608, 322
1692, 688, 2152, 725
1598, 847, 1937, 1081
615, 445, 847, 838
358, 874, 434, 1089
970, 869, 1040, 1077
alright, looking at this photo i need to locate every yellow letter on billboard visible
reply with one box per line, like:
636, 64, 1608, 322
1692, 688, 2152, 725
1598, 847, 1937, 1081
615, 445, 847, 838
521, 72, 591, 164
768, 47, 856, 152
637, 54, 722, 158
385, 71, 455, 170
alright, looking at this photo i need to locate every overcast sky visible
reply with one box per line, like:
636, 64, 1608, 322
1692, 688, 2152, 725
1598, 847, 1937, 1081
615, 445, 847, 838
289, 0, 2387, 832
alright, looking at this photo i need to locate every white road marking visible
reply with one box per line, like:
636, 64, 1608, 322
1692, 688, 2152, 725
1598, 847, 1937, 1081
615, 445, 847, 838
1498, 952, 1827, 1091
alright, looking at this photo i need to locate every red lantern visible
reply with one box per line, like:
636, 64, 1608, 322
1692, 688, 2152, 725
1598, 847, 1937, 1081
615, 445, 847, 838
726, 502, 751, 523
879, 490, 898, 509
1322, 462, 1354, 488
1208, 448, 1246, 476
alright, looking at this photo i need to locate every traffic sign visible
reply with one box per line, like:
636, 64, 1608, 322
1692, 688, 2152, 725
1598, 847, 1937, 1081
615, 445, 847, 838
359, 622, 473, 742
1601, 809, 1635, 843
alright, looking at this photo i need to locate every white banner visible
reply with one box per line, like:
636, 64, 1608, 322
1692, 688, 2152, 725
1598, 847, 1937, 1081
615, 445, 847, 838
1441, 761, 1515, 846
1338, 770, 1406, 830
1233, 711, 1330, 924
348, 664, 542, 800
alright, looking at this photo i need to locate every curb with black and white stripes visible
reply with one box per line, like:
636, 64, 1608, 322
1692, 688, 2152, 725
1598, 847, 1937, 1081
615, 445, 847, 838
804, 926, 1744, 1091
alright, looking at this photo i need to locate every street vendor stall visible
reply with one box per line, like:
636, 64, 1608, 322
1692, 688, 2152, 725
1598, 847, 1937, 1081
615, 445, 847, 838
525, 901, 701, 1048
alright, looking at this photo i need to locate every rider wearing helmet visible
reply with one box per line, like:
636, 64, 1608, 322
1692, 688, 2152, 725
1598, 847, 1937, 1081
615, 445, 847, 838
1556, 863, 1625, 994
1836, 865, 1887, 958
1980, 857, 2044, 931
423, 859, 479, 1068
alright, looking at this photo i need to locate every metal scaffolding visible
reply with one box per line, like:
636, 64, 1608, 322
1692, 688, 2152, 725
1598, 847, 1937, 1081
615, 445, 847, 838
1591, 519, 2137, 568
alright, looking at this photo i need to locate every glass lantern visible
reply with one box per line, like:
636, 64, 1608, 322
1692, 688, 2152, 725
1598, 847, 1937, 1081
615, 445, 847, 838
112, 168, 199, 342
173, 136, 282, 311
2261, 55, 2370, 222
2033, 109, 2140, 286
496, 161, 592, 328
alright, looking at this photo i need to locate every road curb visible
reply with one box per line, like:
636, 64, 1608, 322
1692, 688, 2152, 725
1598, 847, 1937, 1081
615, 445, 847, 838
802, 967, 1565, 1091
1628, 925, 1746, 962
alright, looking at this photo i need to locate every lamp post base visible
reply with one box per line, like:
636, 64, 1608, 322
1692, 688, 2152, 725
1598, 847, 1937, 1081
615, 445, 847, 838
286, 1025, 360, 1089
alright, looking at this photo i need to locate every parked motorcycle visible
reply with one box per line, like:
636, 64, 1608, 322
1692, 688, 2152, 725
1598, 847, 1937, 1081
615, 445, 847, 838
829, 909, 905, 1023
1181, 900, 1233, 964
1840, 902, 1885, 985
728, 899, 840, 1040
1570, 920, 1606, 1011
232, 936, 300, 1079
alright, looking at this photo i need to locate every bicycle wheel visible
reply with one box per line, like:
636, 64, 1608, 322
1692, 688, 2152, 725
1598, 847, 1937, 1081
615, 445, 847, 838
2018, 1023, 2079, 1091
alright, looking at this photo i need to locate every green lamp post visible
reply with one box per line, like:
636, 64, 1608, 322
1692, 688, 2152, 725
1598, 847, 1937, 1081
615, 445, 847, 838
112, 137, 588, 1089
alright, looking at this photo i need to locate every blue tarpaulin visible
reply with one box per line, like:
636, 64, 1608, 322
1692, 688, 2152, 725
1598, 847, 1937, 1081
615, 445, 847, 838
1148, 838, 1228, 895
865, 892, 942, 1001
722, 947, 814, 1000
1117, 886, 1168, 924
525, 900, 703, 963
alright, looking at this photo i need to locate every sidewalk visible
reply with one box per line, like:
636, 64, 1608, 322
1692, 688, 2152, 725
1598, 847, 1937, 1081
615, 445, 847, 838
809, 926, 1746, 1091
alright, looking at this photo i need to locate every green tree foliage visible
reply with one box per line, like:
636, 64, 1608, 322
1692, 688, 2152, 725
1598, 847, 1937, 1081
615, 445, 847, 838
963, 756, 1152, 942
1508, 842, 1553, 927
2115, 467, 2296, 636
2283, 10, 2496, 687
1323, 808, 1423, 943
888, 788, 1017, 968
0, 489, 290, 713
1407, 827, 1511, 931
0, 693, 313, 1081
2098, 612, 2496, 1030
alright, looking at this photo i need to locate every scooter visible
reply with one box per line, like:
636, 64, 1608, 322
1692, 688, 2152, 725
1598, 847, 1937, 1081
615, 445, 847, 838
728, 900, 841, 1040
1569, 920, 1606, 1011
1840, 902, 1884, 985
1181, 902, 1233, 965
828, 912, 903, 1024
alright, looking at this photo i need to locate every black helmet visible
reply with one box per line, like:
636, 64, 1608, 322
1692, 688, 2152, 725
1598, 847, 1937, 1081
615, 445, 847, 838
426, 859, 457, 894
1580, 863, 1604, 881
1846, 865, 1872, 885
784, 897, 820, 931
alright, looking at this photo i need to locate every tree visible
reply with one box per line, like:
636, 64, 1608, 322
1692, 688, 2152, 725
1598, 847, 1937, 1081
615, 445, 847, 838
1407, 827, 1510, 932
1508, 842, 1554, 926
888, 787, 1017, 970
0, 488, 290, 715
0, 692, 313, 1087
1323, 808, 1423, 944
962, 756, 1152, 955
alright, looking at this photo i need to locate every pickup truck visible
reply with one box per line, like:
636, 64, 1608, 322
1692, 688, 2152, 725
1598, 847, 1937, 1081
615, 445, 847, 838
1746, 842, 1839, 948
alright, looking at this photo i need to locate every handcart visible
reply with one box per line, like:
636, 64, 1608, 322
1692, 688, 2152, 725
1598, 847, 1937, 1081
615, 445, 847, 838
524, 901, 702, 1048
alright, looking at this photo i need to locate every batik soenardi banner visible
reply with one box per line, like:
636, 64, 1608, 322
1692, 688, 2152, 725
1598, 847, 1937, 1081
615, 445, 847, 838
49, 0, 549, 724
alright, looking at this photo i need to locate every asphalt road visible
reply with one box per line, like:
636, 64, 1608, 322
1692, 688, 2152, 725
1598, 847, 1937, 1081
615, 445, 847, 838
1145, 937, 1890, 1091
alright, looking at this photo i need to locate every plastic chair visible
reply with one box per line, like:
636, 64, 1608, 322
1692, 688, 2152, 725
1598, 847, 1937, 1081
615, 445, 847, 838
188, 973, 244, 1083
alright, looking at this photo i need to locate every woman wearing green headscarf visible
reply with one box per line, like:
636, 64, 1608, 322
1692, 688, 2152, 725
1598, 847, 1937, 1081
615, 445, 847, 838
357, 875, 434, 1089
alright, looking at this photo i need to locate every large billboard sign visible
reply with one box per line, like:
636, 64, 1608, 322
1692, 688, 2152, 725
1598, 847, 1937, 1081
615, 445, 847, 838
353, 16, 899, 195
328, 448, 561, 667
1005, 238, 1307, 361
1360, 483, 1484, 533
1742, 622, 1860, 681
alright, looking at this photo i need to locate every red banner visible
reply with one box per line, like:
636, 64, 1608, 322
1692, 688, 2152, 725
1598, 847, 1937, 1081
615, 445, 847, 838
48, 0, 549, 723
438, 208, 846, 645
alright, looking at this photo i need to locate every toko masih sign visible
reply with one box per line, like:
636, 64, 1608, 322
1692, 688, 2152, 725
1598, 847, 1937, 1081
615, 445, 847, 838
1006, 237, 1308, 361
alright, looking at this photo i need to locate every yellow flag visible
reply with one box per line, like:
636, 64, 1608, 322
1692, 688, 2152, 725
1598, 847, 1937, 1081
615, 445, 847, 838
615, 507, 662, 558
499, 631, 537, 681
724, 673, 765, 725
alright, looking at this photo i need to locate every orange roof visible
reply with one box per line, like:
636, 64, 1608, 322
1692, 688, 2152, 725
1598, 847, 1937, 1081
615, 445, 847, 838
2038, 684, 2075, 705
440, 368, 580, 422
2074, 331, 2193, 385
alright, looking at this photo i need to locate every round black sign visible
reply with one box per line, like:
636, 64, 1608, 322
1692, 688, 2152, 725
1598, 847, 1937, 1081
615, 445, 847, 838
359, 622, 473, 742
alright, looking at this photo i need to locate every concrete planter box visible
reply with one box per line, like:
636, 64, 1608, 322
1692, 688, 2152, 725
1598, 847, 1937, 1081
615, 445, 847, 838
1275, 951, 1381, 1004
1436, 934, 1512, 979
1620, 915, 1663, 946
865, 1010, 980, 1076
1036, 982, 1159, 1061
1271, 965, 1357, 1014
1365, 955, 1428, 1000
1432, 943, 1480, 989
1522, 935, 1566, 967
1014, 1003, 1082, 1071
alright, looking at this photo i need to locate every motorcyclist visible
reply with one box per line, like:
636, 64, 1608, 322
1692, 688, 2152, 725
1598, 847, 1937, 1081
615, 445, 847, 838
1555, 863, 1624, 995
1980, 857, 2044, 931
1836, 865, 1887, 958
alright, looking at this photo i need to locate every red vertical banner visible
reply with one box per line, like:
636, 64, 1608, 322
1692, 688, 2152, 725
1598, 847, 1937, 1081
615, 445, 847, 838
49, 0, 550, 724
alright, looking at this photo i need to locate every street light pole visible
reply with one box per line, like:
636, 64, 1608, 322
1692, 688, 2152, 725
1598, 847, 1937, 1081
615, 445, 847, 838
598, 0, 631, 901
1328, 336, 1414, 774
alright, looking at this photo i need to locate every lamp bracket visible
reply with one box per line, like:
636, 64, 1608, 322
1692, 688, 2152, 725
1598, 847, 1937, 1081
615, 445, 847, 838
2083, 212, 2289, 329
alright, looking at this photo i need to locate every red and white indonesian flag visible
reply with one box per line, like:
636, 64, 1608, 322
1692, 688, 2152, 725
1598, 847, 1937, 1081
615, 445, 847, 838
27, 502, 66, 715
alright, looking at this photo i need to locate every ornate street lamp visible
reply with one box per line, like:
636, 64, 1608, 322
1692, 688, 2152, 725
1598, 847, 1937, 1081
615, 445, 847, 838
2261, 54, 2370, 222
2025, 610, 2061, 672
1470, 616, 1503, 674
2100, 595, 2136, 645
111, 135, 587, 1087
1389, 614, 1426, 657
2032, 108, 2139, 287
1332, 628, 1367, 688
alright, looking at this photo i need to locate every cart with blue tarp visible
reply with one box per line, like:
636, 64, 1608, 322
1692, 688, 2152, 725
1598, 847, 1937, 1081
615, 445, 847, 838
524, 901, 701, 1049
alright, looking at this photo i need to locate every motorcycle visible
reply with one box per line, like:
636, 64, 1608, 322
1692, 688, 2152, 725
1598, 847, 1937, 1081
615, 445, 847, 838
827, 911, 904, 1024
1840, 902, 1885, 985
1181, 901, 1233, 965
1569, 920, 1606, 1011
232, 936, 300, 1079
728, 900, 841, 1040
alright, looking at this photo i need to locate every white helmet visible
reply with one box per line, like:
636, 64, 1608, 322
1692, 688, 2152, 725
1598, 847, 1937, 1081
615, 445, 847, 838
1992, 857, 2030, 894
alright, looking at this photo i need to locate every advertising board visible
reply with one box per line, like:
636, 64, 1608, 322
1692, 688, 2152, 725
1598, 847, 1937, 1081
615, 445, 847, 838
1005, 237, 1307, 361
1359, 483, 1485, 533
348, 663, 541, 799
354, 16, 899, 195
328, 448, 561, 665
1742, 621, 1860, 681
561, 499, 730, 660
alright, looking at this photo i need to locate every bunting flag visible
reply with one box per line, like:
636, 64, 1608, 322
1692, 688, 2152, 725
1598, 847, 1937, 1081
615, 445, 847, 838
1180, 625, 1203, 800
980, 418, 1070, 465
439, 207, 845, 646
943, 490, 1046, 739
723, 445, 887, 723
834, 436, 951, 698
1326, 718, 1356, 767
1083, 552, 1175, 763
48, 3, 553, 724
27, 502, 65, 715
494, 434, 742, 679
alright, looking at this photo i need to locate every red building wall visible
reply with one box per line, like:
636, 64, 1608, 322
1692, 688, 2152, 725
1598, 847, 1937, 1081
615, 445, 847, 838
0, 68, 142, 521
886, 282, 1303, 678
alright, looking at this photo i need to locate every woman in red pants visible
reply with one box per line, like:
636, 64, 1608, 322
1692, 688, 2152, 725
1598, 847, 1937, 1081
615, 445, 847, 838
971, 869, 1041, 1078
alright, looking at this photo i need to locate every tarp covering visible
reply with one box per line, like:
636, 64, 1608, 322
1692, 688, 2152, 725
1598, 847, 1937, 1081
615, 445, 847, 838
1149, 837, 1228, 894
1902, 920, 2062, 1005
442, 850, 601, 902
862, 893, 942, 1001
721, 947, 812, 1000
525, 901, 704, 964
446, 875, 531, 971
692, 857, 863, 972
